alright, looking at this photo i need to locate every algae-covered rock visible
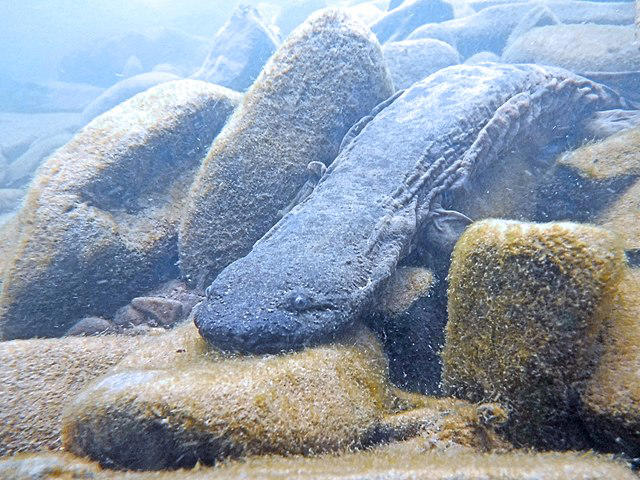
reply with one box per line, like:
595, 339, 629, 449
503, 25, 640, 73
371, 0, 454, 43
0, 448, 635, 479
0, 334, 148, 456
368, 267, 448, 394
193, 5, 279, 91
0, 80, 241, 340
382, 38, 460, 89
442, 220, 625, 449
581, 267, 640, 457
61, 318, 512, 471
5, 132, 73, 187
179, 9, 394, 289
536, 125, 640, 250
62, 324, 398, 470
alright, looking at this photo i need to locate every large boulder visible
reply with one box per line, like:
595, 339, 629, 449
80, 71, 182, 124
442, 220, 625, 449
59, 27, 209, 87
192, 5, 279, 92
0, 80, 241, 340
0, 334, 148, 456
503, 25, 640, 73
371, 0, 454, 43
382, 38, 460, 89
409, 1, 637, 58
178, 9, 394, 289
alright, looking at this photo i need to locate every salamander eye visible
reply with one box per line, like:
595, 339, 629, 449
205, 284, 214, 299
287, 291, 312, 311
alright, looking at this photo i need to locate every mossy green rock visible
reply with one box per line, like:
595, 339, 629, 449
1, 448, 635, 479
0, 80, 240, 340
536, 125, 640, 250
61, 321, 509, 471
442, 220, 625, 449
582, 267, 640, 456
0, 334, 148, 456
178, 9, 394, 289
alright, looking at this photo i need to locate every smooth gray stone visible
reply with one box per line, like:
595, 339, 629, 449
383, 38, 460, 89
193, 5, 279, 92
372, 0, 454, 43
409, 1, 636, 58
194, 63, 631, 354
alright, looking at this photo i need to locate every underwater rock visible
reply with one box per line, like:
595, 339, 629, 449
346, 1, 385, 25
129, 297, 183, 327
442, 220, 625, 449
371, 0, 454, 43
276, 0, 329, 37
65, 317, 118, 337
409, 1, 637, 58
193, 5, 279, 92
368, 267, 448, 394
581, 267, 640, 457
120, 55, 144, 79
583, 109, 640, 141
61, 321, 509, 471
5, 132, 73, 187
503, 25, 640, 73
464, 51, 500, 64
178, 9, 393, 289
0, 188, 23, 214
536, 125, 640, 249
0, 78, 103, 114
0, 449, 635, 479
62, 325, 394, 470
80, 71, 182, 124
382, 38, 460, 89
503, 3, 561, 50
0, 80, 241, 340
0, 148, 7, 185
0, 334, 147, 456
112, 280, 203, 330
59, 27, 209, 88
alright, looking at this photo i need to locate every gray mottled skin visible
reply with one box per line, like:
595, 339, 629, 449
195, 63, 632, 354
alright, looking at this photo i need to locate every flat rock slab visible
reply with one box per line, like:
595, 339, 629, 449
0, 80, 241, 340
178, 9, 394, 289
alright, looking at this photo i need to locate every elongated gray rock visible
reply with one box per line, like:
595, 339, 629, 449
383, 38, 460, 89
178, 9, 394, 289
192, 5, 279, 91
503, 25, 640, 72
194, 64, 631, 354
0, 80, 241, 340
372, 0, 454, 43
409, 1, 636, 58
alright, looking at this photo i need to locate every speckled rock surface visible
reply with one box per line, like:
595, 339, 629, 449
536, 125, 640, 250
0, 334, 148, 456
0, 80, 241, 340
442, 220, 625, 449
0, 448, 635, 479
582, 267, 640, 457
503, 25, 640, 73
193, 5, 279, 91
178, 9, 394, 289
382, 38, 460, 89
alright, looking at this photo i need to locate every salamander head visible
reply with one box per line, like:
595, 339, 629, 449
193, 255, 354, 355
